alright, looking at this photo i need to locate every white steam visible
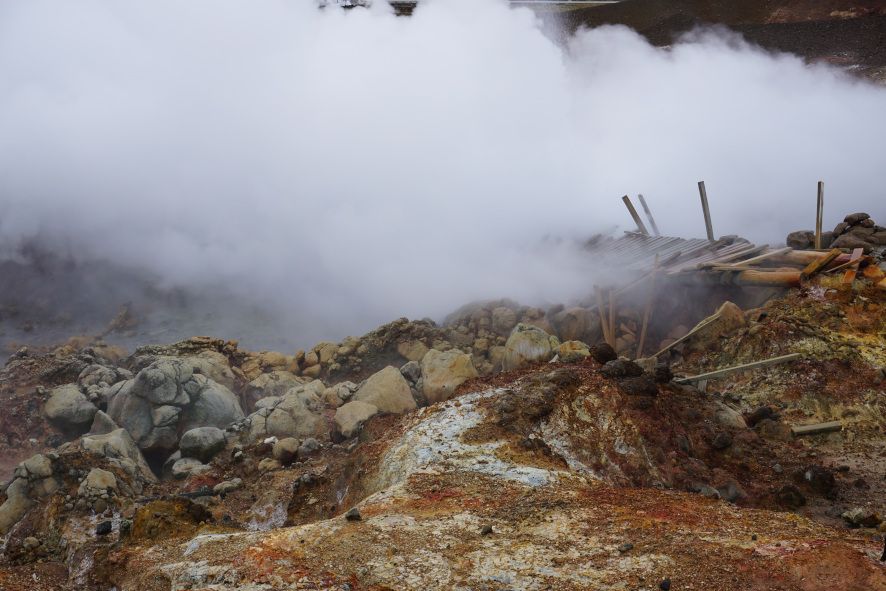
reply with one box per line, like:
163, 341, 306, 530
1, 0, 885, 344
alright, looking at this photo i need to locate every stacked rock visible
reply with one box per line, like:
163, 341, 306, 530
786, 212, 886, 252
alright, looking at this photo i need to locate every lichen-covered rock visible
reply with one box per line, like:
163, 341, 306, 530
334, 400, 379, 439
420, 349, 478, 404
353, 366, 416, 414
502, 324, 559, 371
558, 340, 590, 363
244, 370, 306, 411
78, 468, 117, 497
44, 383, 98, 432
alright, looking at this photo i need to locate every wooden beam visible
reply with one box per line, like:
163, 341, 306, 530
636, 255, 660, 359
800, 248, 841, 279
622, 195, 650, 236
841, 248, 864, 284
698, 181, 715, 242
815, 181, 824, 249
732, 269, 802, 287
791, 421, 842, 437
637, 194, 661, 237
674, 353, 802, 384
595, 285, 612, 346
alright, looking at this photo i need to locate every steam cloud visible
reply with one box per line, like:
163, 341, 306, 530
1, 0, 885, 346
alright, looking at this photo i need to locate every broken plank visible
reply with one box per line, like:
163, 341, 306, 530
800, 248, 841, 279
674, 353, 803, 384
841, 248, 864, 284
732, 269, 802, 287
791, 421, 842, 437
653, 311, 722, 358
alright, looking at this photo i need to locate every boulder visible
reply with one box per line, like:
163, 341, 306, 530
213, 478, 243, 495
353, 366, 416, 414
0, 478, 34, 535
420, 349, 478, 404
78, 364, 131, 388
558, 341, 590, 363
553, 308, 600, 343
106, 359, 243, 454
272, 437, 301, 465
684, 302, 745, 353
244, 371, 306, 411
82, 428, 157, 483
396, 340, 429, 362
45, 384, 98, 432
171, 457, 209, 480
831, 233, 874, 252
246, 389, 329, 442
502, 324, 559, 371
78, 468, 118, 498
491, 306, 518, 336
89, 410, 119, 435
844, 212, 870, 225
179, 426, 227, 463
786, 230, 814, 249
334, 401, 379, 439
400, 361, 422, 384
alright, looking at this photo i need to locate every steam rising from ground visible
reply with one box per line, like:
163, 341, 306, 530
1, 0, 885, 345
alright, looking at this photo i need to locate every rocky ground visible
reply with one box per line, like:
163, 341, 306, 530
1, 238, 884, 589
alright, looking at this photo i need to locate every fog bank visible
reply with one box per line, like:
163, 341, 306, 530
1, 0, 885, 345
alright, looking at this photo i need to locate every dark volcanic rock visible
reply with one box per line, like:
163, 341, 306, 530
844, 212, 870, 225
776, 484, 806, 509
618, 375, 659, 397
600, 359, 643, 378
588, 343, 617, 364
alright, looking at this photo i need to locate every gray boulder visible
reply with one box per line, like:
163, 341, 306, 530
44, 384, 98, 432
171, 457, 209, 480
420, 349, 478, 404
179, 426, 227, 463
106, 359, 243, 454
82, 428, 157, 483
246, 388, 329, 442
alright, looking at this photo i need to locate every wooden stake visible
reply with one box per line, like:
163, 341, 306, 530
595, 286, 611, 346
814, 181, 824, 249
698, 181, 715, 242
653, 310, 722, 358
621, 195, 650, 236
637, 194, 661, 237
674, 353, 803, 384
636, 255, 660, 359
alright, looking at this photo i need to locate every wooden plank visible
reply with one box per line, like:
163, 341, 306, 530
800, 248, 841, 279
841, 248, 864, 284
637, 194, 661, 237
622, 195, 650, 236
635, 255, 660, 359
791, 420, 842, 437
674, 353, 803, 384
698, 181, 715, 242
594, 285, 611, 346
717, 246, 792, 268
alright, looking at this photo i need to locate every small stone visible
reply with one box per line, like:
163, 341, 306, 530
480, 525, 493, 536
23, 536, 40, 550
660, 578, 671, 591
95, 521, 113, 536
711, 432, 732, 450
93, 499, 108, 514
617, 542, 633, 553
345, 507, 361, 521
588, 343, 617, 364
751, 534, 758, 541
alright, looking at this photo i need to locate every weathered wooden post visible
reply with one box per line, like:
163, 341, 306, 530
815, 181, 824, 249
621, 195, 650, 236
698, 181, 715, 242
638, 194, 661, 236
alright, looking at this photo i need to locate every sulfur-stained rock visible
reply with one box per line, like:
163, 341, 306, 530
78, 468, 117, 498
353, 366, 416, 414
502, 324, 559, 371
558, 340, 590, 363
335, 401, 379, 439
397, 340, 430, 362
420, 349, 478, 404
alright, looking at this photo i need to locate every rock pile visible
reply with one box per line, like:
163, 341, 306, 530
787, 212, 886, 252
